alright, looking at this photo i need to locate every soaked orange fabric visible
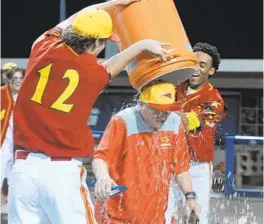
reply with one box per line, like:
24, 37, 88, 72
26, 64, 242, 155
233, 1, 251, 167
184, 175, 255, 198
94, 107, 190, 224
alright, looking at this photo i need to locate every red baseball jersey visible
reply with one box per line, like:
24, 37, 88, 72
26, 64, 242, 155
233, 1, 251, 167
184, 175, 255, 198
14, 28, 110, 157
176, 81, 226, 162
1, 85, 14, 146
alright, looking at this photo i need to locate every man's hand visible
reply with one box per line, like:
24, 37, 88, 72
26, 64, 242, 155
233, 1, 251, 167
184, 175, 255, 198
138, 39, 174, 61
185, 199, 200, 223
104, 39, 173, 78
174, 111, 201, 132
94, 176, 117, 200
174, 112, 189, 130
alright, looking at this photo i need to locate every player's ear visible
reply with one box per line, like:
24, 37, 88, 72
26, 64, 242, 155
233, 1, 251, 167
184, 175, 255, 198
94, 39, 101, 48
89, 39, 98, 52
209, 67, 215, 77
95, 39, 107, 48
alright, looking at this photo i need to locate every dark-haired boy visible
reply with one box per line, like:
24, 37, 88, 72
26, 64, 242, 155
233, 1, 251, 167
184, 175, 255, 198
166, 42, 227, 224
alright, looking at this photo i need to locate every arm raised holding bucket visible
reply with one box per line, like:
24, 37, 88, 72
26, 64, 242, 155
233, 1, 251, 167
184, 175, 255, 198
104, 40, 172, 78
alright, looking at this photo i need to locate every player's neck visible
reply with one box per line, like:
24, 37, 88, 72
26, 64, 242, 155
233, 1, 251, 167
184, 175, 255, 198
189, 80, 208, 91
10, 88, 19, 95
86, 49, 98, 56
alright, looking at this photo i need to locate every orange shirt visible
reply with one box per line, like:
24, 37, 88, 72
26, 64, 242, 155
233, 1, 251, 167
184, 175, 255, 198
177, 82, 226, 162
94, 106, 190, 224
14, 28, 110, 157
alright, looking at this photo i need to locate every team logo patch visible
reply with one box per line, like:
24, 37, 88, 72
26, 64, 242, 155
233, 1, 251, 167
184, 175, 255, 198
160, 136, 172, 149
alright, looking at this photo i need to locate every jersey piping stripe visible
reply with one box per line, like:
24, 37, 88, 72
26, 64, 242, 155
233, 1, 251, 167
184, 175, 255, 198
65, 44, 79, 57
182, 95, 200, 108
80, 166, 95, 224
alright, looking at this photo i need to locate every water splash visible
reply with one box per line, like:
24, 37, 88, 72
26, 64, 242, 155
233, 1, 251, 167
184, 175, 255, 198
209, 195, 262, 224
118, 193, 124, 212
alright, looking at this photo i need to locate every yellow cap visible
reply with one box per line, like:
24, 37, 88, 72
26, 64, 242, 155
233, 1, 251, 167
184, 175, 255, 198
140, 82, 179, 111
72, 7, 120, 41
2, 62, 18, 71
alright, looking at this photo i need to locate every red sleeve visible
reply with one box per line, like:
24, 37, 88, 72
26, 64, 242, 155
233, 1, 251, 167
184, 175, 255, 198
171, 123, 190, 174
94, 115, 127, 167
191, 90, 226, 128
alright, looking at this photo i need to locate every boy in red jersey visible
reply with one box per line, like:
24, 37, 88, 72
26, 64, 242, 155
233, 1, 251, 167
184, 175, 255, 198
9, 0, 172, 223
166, 43, 227, 224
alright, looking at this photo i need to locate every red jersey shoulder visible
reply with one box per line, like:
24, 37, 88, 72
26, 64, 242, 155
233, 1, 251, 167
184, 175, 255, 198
1, 85, 8, 93
1, 85, 12, 101
197, 83, 223, 102
213, 88, 224, 101
45, 27, 62, 38
204, 88, 224, 104
31, 28, 62, 57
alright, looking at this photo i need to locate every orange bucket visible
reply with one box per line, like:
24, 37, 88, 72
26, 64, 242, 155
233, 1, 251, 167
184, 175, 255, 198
110, 0, 197, 90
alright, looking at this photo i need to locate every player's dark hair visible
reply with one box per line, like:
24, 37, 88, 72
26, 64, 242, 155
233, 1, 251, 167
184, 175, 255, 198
60, 26, 107, 54
193, 42, 221, 71
6, 67, 25, 80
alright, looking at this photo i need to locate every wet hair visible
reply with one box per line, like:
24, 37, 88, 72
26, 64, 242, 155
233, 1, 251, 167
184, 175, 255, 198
60, 26, 107, 54
193, 42, 221, 71
6, 67, 25, 80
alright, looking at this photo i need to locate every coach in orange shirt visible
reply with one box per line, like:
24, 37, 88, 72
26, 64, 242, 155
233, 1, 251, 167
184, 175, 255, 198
93, 81, 199, 224
9, 0, 172, 223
